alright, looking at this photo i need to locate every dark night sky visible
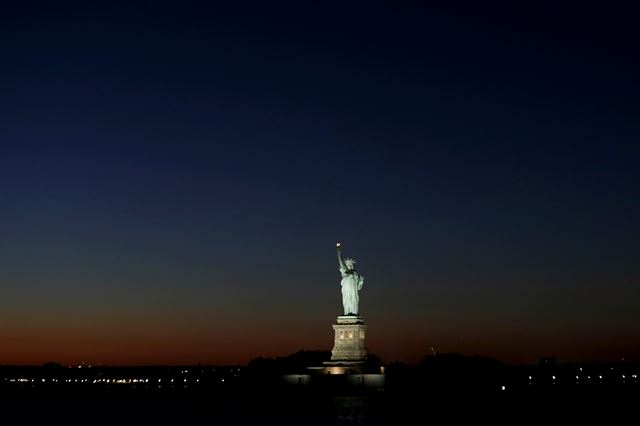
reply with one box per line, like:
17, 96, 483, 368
1, 1, 639, 365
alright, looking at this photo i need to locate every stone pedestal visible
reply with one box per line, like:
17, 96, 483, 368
328, 315, 367, 362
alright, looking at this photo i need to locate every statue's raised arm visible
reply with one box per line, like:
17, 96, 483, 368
336, 242, 346, 274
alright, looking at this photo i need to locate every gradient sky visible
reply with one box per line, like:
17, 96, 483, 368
1, 1, 639, 365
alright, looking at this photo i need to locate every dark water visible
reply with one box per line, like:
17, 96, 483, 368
3, 387, 379, 425
2, 386, 637, 425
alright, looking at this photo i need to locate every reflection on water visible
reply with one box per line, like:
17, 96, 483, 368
331, 396, 378, 426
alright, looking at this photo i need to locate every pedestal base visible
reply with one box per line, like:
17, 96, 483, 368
329, 315, 367, 362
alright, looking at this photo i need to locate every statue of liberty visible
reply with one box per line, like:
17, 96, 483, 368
336, 242, 364, 316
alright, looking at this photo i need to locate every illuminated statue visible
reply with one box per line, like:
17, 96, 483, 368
336, 242, 364, 316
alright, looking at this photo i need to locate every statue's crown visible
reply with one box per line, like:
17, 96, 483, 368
345, 258, 356, 264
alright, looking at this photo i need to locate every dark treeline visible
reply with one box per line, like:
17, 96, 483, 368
248, 350, 332, 374
2, 351, 639, 393
386, 353, 510, 392
2, 352, 637, 399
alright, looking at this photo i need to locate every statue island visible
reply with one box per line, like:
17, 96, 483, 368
326, 242, 368, 367
294, 242, 384, 385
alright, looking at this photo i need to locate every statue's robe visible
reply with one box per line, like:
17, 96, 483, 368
340, 267, 363, 315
